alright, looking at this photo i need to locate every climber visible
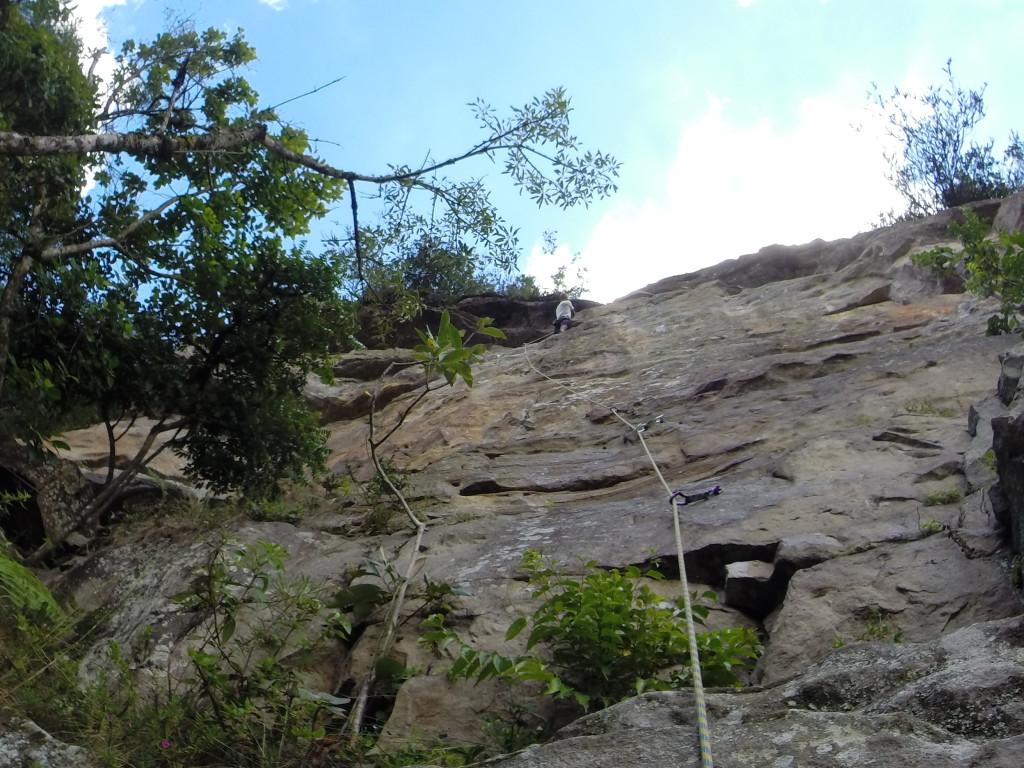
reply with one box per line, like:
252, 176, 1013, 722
552, 294, 576, 334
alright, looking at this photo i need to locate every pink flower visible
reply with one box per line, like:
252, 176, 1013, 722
160, 741, 171, 748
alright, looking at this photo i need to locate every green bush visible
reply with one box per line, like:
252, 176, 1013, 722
871, 59, 1024, 221
913, 208, 1024, 335
401, 236, 493, 302
0, 572, 81, 737
2, 538, 455, 767
421, 549, 761, 712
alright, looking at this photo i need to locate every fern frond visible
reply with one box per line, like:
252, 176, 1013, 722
0, 553, 63, 625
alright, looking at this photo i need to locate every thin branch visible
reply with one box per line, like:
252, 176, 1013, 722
102, 415, 118, 487
39, 195, 182, 261
348, 178, 363, 284
157, 55, 191, 135
347, 360, 430, 741
261, 132, 530, 184
367, 362, 442, 451
86, 48, 107, 82
260, 76, 346, 115
23, 416, 188, 566
113, 411, 138, 442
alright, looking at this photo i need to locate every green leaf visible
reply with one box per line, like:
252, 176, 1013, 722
441, 348, 474, 366
505, 616, 529, 641
375, 656, 409, 680
219, 616, 236, 645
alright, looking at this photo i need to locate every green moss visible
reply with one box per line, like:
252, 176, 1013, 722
903, 398, 957, 418
923, 488, 963, 506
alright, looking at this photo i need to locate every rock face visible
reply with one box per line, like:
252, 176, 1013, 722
481, 616, 1024, 768
0, 715, 99, 768
45, 195, 1024, 764
988, 340, 1024, 556
357, 294, 602, 349
0, 441, 95, 549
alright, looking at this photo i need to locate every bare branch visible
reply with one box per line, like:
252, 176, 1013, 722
0, 252, 36, 397
260, 76, 346, 116
0, 125, 268, 157
157, 55, 191, 135
348, 178, 363, 283
23, 416, 187, 566
39, 195, 182, 261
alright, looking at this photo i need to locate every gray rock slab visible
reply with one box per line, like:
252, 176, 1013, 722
758, 534, 1018, 685
476, 616, 1024, 768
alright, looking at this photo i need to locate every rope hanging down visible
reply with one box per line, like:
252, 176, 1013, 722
521, 342, 716, 768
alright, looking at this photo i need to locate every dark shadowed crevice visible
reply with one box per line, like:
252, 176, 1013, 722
0, 467, 45, 553
802, 330, 881, 347
458, 468, 651, 496
640, 542, 779, 588
459, 479, 507, 496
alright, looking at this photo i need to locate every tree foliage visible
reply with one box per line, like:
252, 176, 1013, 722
402, 237, 491, 301
913, 208, 1024, 335
871, 59, 1024, 221
0, 1, 618, 547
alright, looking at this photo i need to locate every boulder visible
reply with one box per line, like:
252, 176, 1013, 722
0, 716, 99, 768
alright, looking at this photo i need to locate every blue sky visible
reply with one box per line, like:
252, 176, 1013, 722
76, 0, 1024, 302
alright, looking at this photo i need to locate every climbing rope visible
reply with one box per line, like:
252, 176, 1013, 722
671, 493, 717, 768
521, 341, 716, 768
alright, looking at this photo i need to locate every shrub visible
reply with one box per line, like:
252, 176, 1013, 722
56, 539, 351, 768
421, 549, 761, 713
871, 59, 1024, 221
913, 208, 1024, 335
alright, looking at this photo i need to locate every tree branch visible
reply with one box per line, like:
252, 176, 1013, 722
39, 195, 182, 261
0, 124, 539, 190
349, 178, 363, 284
0, 126, 269, 157
0, 251, 36, 398
158, 55, 191, 135
23, 416, 188, 566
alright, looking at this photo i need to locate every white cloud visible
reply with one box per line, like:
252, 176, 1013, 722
69, 0, 125, 81
575, 90, 905, 302
258, 0, 288, 9
523, 242, 588, 296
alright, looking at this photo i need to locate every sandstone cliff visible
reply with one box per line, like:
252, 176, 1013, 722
8, 196, 1024, 767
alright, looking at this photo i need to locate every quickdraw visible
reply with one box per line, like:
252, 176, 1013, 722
669, 485, 722, 506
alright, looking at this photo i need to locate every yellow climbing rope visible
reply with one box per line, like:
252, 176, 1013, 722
521, 341, 715, 768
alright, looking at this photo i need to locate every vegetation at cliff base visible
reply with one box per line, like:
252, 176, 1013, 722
420, 549, 761, 714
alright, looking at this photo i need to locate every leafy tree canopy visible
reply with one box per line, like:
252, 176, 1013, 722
0, 0, 618, 550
